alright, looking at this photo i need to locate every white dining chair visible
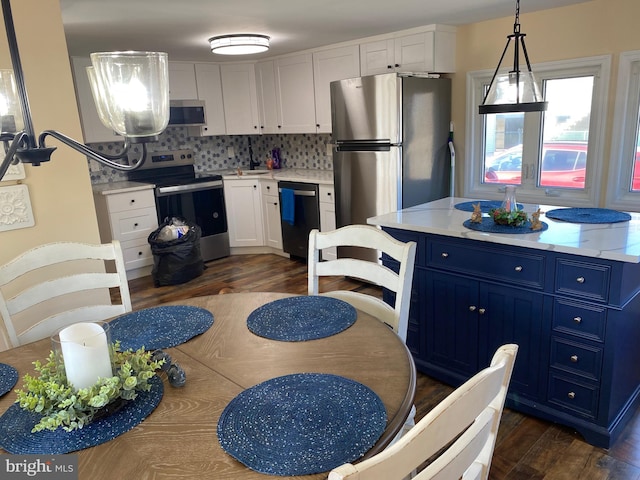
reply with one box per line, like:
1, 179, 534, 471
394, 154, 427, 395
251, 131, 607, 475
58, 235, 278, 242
328, 344, 518, 480
308, 225, 417, 343
0, 240, 132, 348
308, 224, 418, 441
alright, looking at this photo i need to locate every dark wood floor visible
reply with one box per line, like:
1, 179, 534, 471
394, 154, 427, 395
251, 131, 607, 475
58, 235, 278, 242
128, 253, 640, 479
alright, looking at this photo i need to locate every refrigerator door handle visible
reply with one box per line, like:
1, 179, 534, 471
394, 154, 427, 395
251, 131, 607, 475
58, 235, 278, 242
336, 143, 393, 152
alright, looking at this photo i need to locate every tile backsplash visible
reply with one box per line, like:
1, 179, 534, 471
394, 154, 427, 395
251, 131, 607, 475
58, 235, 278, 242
88, 128, 333, 184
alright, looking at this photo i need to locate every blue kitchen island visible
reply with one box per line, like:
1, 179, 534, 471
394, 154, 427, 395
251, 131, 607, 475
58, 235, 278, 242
368, 197, 640, 448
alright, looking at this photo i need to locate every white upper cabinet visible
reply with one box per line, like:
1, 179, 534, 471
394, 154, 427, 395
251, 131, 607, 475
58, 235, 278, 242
192, 63, 226, 136
360, 26, 456, 76
274, 53, 317, 134
255, 60, 280, 134
70, 56, 123, 144
312, 45, 360, 134
167, 62, 199, 99
220, 63, 260, 135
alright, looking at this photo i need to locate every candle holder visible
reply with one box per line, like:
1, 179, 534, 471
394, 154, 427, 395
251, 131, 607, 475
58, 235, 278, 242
51, 322, 114, 391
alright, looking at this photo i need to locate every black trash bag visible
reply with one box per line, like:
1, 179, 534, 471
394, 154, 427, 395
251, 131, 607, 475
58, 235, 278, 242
148, 217, 204, 287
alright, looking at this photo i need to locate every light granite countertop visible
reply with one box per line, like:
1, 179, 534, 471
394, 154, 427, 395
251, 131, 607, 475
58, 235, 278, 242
367, 197, 640, 263
218, 167, 333, 185
92, 181, 155, 195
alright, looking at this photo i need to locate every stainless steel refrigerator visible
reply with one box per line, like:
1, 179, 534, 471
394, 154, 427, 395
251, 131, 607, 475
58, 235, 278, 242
330, 73, 451, 258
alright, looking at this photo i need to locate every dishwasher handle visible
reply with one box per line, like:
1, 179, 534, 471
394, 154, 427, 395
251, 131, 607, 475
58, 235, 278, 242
279, 188, 316, 197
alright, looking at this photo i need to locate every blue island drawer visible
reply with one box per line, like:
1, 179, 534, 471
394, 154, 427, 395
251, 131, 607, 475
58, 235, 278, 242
548, 373, 599, 419
552, 299, 606, 342
555, 258, 610, 302
427, 239, 545, 289
550, 337, 603, 381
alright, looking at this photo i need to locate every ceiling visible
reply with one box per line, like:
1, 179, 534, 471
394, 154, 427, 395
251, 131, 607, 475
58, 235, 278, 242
59, 0, 591, 63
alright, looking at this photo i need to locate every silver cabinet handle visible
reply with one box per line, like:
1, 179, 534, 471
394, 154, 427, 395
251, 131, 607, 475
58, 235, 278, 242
576, 276, 585, 284
570, 355, 579, 363
469, 306, 476, 312
568, 392, 576, 399
478, 308, 486, 315
441, 252, 449, 258
573, 316, 582, 324
514, 266, 523, 272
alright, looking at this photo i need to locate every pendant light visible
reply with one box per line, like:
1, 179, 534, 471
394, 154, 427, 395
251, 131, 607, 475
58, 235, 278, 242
478, 0, 548, 115
209, 34, 270, 55
0, 0, 170, 181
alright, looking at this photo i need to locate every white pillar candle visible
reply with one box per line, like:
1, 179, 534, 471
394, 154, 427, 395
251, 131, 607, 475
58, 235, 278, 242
58, 322, 113, 390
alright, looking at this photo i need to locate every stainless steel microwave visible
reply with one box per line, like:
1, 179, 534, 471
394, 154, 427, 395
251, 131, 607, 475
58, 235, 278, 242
168, 100, 206, 126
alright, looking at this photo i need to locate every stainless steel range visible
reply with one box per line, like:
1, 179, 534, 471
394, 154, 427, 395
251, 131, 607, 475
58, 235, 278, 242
128, 149, 230, 262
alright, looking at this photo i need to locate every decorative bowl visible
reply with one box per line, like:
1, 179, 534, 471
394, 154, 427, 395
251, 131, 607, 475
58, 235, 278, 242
489, 208, 528, 227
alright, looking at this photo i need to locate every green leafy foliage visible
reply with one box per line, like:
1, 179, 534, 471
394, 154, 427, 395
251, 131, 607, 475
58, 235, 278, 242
15, 342, 164, 432
489, 207, 528, 227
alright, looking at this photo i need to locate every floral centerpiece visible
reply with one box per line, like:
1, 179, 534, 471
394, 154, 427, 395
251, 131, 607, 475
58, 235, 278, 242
15, 342, 164, 432
489, 207, 528, 227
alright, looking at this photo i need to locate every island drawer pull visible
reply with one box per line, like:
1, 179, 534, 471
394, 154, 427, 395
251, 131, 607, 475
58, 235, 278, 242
576, 276, 585, 283
514, 265, 523, 272
478, 308, 486, 315
441, 252, 449, 258
570, 355, 579, 363
573, 316, 582, 324
568, 392, 576, 399
469, 305, 476, 312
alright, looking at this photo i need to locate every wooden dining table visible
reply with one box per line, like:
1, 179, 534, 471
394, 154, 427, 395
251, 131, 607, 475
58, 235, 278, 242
0, 292, 416, 479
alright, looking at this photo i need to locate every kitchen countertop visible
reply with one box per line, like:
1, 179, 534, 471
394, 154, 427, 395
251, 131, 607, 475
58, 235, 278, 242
219, 167, 333, 185
367, 197, 640, 263
93, 181, 155, 195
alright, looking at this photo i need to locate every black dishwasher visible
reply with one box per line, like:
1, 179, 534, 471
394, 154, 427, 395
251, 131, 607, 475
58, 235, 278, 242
278, 181, 320, 259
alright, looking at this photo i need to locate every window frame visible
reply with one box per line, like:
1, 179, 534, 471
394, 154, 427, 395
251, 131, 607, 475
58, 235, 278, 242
606, 50, 640, 211
465, 55, 611, 207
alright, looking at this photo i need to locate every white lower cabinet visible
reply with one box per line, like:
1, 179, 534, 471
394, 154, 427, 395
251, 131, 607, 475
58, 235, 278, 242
93, 187, 158, 280
319, 184, 337, 260
261, 180, 283, 250
224, 178, 264, 247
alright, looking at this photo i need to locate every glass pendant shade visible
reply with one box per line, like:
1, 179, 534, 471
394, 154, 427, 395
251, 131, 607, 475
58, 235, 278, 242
480, 68, 547, 114
209, 34, 270, 55
0, 69, 23, 133
87, 51, 169, 138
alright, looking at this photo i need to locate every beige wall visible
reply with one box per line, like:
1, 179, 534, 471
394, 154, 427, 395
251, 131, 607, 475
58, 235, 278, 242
0, 0, 105, 350
0, 0, 102, 263
452, 0, 640, 204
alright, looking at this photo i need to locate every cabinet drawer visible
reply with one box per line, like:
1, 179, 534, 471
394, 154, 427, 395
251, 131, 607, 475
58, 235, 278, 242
550, 337, 603, 381
428, 240, 545, 289
106, 189, 156, 213
121, 241, 153, 270
110, 207, 158, 242
548, 373, 599, 419
261, 179, 279, 197
319, 184, 335, 205
555, 259, 610, 302
552, 299, 606, 342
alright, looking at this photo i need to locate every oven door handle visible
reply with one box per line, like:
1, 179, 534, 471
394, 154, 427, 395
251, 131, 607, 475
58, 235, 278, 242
156, 180, 223, 196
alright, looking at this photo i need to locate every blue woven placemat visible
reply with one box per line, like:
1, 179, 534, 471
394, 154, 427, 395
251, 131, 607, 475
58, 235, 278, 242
109, 305, 213, 351
455, 200, 524, 212
0, 363, 18, 397
463, 219, 548, 234
247, 295, 357, 341
0, 376, 163, 454
217, 373, 387, 476
545, 208, 631, 224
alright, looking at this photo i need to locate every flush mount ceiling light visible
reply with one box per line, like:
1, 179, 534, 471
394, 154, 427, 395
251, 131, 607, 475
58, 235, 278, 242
209, 34, 270, 55
0, 0, 170, 180
478, 0, 548, 115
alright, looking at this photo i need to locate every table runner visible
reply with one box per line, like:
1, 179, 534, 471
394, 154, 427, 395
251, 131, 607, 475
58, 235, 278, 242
0, 376, 163, 454
545, 208, 631, 224
217, 373, 387, 476
109, 305, 214, 351
0, 363, 18, 397
455, 200, 524, 213
463, 219, 549, 234
247, 295, 357, 341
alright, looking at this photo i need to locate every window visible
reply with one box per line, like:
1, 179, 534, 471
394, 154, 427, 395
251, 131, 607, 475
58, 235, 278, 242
606, 50, 640, 211
466, 56, 611, 206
